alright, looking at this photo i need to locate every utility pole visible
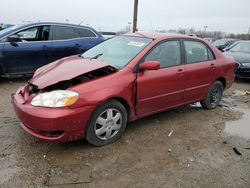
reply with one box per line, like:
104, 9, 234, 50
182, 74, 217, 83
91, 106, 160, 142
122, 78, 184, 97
133, 0, 139, 33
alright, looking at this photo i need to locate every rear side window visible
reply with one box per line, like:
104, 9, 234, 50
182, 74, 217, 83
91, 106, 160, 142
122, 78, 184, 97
53, 25, 78, 40
145, 40, 181, 68
74, 28, 96, 37
184, 40, 214, 64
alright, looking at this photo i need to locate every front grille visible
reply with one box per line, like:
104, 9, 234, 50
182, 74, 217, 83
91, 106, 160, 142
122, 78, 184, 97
238, 68, 250, 78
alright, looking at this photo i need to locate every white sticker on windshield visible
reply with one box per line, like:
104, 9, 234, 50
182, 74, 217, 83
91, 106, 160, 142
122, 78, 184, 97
128, 41, 145, 47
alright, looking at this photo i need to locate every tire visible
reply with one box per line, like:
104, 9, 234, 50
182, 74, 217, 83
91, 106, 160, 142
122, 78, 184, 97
200, 81, 223, 109
86, 100, 127, 146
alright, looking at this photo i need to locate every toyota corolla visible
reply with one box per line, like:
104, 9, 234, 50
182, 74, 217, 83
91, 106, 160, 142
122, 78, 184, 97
12, 33, 235, 146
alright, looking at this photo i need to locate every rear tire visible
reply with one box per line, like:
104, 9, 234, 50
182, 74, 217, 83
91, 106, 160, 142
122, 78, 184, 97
201, 81, 223, 109
86, 100, 127, 146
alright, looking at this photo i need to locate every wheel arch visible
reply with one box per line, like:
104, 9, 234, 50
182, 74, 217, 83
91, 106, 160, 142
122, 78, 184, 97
88, 96, 132, 125
106, 97, 131, 121
215, 77, 226, 90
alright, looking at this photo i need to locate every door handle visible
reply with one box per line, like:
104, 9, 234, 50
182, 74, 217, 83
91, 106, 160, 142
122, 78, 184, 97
177, 69, 184, 75
210, 63, 215, 68
42, 45, 48, 48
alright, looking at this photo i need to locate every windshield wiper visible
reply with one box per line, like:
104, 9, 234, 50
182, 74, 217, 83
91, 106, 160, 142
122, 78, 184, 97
90, 53, 103, 60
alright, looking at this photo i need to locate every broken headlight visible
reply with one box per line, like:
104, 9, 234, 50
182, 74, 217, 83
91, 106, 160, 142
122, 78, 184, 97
31, 90, 79, 108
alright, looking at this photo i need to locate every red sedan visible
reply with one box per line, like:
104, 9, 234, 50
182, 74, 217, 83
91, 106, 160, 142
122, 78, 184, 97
12, 33, 235, 146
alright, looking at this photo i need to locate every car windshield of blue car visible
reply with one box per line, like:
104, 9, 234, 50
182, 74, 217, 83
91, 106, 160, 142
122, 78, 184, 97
82, 36, 152, 69
229, 42, 250, 54
0, 25, 18, 36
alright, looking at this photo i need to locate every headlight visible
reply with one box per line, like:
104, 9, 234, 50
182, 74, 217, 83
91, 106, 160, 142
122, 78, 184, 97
242, 63, 250, 68
31, 90, 79, 108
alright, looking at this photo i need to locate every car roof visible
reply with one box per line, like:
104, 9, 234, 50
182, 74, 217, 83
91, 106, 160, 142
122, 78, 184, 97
19, 22, 95, 30
0, 22, 102, 39
124, 32, 200, 40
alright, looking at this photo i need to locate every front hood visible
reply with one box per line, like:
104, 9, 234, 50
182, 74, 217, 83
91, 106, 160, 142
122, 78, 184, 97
224, 52, 250, 64
29, 55, 114, 89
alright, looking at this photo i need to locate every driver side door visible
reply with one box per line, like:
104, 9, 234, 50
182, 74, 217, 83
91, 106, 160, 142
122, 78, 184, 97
2, 25, 52, 74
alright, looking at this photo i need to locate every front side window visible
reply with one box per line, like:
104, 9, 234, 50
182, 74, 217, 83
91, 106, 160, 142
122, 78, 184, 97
53, 25, 78, 40
17, 27, 38, 40
184, 40, 214, 64
144, 40, 181, 68
14, 25, 51, 42
82, 36, 152, 69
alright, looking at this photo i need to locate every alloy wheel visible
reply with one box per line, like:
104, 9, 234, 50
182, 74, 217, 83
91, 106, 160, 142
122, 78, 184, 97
94, 108, 122, 140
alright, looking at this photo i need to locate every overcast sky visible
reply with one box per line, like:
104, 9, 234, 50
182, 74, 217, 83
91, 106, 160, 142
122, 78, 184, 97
0, 0, 249, 34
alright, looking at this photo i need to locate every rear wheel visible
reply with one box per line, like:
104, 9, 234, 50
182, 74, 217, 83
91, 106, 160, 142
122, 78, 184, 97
86, 100, 127, 146
201, 81, 223, 109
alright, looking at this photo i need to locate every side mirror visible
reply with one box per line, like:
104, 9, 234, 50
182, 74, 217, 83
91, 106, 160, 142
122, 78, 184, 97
7, 35, 21, 44
140, 61, 160, 71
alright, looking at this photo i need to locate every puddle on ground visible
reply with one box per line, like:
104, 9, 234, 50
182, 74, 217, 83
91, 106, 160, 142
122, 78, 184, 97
224, 108, 250, 139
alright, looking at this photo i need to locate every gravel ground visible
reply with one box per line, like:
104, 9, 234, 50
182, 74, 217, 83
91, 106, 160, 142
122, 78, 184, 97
0, 78, 250, 188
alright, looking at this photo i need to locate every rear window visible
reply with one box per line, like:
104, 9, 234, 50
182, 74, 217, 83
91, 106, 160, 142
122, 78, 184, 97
74, 28, 96, 37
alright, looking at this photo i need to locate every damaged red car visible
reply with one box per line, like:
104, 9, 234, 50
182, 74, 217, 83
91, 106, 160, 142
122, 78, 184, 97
12, 33, 235, 146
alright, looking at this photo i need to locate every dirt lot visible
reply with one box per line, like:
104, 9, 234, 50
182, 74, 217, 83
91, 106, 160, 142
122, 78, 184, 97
0, 78, 250, 188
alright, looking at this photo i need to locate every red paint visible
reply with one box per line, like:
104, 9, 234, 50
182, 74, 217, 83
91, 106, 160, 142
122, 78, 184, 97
12, 33, 235, 142
140, 61, 160, 71
30, 55, 110, 89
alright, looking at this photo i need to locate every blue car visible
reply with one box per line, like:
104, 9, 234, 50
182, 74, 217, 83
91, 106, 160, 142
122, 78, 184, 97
0, 22, 104, 77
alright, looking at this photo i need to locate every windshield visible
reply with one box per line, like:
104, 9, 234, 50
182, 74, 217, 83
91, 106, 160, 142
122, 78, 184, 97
229, 42, 250, 53
0, 25, 18, 36
82, 36, 152, 69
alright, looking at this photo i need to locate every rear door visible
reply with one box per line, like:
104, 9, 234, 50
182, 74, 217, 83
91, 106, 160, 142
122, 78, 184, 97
50, 25, 82, 61
2, 25, 52, 74
136, 40, 185, 116
73, 27, 102, 52
182, 40, 216, 103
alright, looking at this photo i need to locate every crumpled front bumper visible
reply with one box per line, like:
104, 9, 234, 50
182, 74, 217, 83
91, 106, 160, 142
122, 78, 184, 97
11, 86, 94, 142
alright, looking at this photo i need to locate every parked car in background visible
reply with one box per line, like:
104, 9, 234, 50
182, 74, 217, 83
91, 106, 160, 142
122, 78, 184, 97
212, 38, 238, 51
99, 31, 117, 39
223, 40, 240, 52
224, 40, 250, 79
2, 23, 15, 30
203, 37, 217, 43
0, 22, 104, 77
12, 33, 235, 146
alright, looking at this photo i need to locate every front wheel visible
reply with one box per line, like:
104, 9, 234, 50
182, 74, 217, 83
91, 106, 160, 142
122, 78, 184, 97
86, 100, 127, 146
200, 81, 223, 109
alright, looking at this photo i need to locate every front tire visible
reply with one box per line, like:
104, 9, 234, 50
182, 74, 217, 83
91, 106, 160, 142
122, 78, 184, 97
201, 81, 223, 109
86, 100, 127, 146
